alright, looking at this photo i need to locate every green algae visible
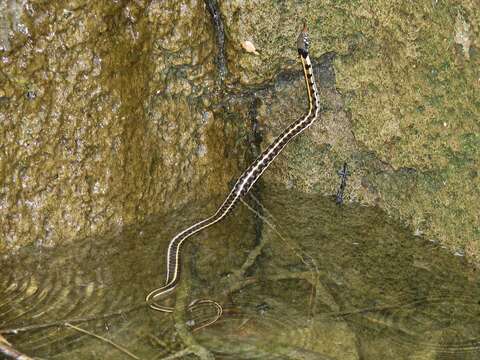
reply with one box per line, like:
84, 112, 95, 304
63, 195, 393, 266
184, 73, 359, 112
218, 0, 479, 264
330, 2, 479, 262
0, 1, 248, 251
0, 0, 478, 268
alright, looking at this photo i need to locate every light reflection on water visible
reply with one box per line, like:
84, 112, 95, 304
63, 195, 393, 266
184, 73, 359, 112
0, 185, 479, 359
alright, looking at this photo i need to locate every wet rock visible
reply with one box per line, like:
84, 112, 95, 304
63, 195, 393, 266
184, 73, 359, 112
1, 0, 478, 268
0, 0, 248, 251
217, 0, 480, 266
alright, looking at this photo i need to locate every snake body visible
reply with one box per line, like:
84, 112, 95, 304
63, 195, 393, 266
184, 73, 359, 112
146, 26, 320, 316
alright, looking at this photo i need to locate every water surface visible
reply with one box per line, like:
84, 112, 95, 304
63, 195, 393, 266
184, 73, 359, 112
1, 186, 479, 359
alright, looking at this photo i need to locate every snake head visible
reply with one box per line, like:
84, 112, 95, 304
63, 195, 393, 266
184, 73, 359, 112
297, 23, 309, 58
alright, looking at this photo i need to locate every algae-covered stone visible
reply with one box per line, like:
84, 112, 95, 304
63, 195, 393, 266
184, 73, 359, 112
0, 0, 248, 251
332, 2, 480, 262
1, 0, 479, 268
218, 0, 480, 265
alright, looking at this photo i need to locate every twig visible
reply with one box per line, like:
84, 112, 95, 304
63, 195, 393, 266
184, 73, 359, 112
241, 195, 319, 276
0, 304, 144, 335
166, 254, 215, 360
218, 198, 270, 285
159, 348, 192, 360
327, 298, 429, 318
64, 322, 140, 360
236, 196, 324, 314
0, 335, 34, 360
0, 335, 11, 346
229, 194, 344, 351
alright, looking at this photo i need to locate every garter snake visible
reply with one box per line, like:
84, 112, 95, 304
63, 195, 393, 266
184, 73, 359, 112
146, 24, 320, 329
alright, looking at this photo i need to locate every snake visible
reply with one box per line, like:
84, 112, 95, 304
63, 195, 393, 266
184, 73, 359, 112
146, 24, 321, 328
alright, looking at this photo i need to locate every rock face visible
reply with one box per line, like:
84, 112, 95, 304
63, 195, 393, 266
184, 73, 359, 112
1, 1, 479, 265
217, 0, 479, 264
0, 0, 248, 251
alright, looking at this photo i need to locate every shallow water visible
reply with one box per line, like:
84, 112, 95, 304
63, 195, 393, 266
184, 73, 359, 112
1, 185, 479, 360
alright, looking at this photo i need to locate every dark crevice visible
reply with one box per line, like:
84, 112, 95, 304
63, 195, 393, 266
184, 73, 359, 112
220, 52, 338, 103
314, 51, 337, 90
248, 97, 264, 152
272, 52, 338, 94
245, 97, 265, 276
335, 162, 349, 205
204, 0, 228, 79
